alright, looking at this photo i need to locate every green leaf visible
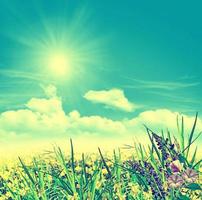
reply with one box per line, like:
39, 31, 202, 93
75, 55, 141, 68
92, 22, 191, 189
193, 159, 202, 169
178, 194, 190, 200
178, 154, 187, 164
185, 183, 202, 191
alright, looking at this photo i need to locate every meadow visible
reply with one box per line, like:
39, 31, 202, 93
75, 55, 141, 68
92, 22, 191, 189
0, 114, 201, 200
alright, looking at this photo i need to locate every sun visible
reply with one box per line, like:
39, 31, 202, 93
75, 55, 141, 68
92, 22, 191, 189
47, 51, 71, 78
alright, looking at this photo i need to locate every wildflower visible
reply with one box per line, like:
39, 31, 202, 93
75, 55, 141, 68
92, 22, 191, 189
60, 170, 66, 177
75, 165, 82, 172
70, 193, 79, 200
152, 133, 169, 160
144, 161, 166, 197
102, 168, 108, 176
152, 132, 178, 163
47, 175, 53, 182
182, 168, 198, 183
106, 161, 113, 167
129, 160, 166, 200
86, 167, 93, 175
143, 190, 153, 199
130, 184, 139, 195
95, 180, 102, 188
114, 183, 121, 192
170, 160, 183, 173
167, 174, 184, 188
116, 192, 126, 200
85, 160, 92, 167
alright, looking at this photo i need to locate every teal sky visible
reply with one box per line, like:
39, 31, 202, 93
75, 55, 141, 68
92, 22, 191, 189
0, 0, 201, 145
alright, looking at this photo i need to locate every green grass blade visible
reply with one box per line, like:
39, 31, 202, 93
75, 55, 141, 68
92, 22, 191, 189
144, 126, 162, 164
182, 132, 202, 154
190, 147, 198, 167
185, 113, 198, 159
180, 116, 185, 155
98, 147, 112, 177
19, 157, 35, 185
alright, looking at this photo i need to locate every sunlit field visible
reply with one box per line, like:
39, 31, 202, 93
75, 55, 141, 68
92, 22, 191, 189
0, 115, 201, 200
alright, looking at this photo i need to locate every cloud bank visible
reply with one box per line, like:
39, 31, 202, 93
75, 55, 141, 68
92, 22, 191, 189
0, 85, 201, 143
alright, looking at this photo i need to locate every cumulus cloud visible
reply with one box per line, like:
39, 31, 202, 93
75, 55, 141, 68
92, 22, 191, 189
0, 85, 201, 144
66, 110, 127, 136
0, 85, 68, 138
26, 98, 62, 115
84, 89, 136, 112
126, 109, 202, 135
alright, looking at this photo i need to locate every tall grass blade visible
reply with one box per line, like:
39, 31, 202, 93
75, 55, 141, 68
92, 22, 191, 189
98, 147, 112, 177
190, 147, 198, 167
19, 157, 35, 185
185, 113, 198, 159
144, 126, 162, 164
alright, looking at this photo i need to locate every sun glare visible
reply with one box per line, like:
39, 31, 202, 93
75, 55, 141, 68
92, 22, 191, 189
47, 52, 70, 77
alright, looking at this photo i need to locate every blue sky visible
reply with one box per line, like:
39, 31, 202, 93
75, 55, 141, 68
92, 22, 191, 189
0, 0, 201, 147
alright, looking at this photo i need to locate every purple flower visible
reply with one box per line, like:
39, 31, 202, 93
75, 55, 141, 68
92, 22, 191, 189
152, 132, 177, 161
129, 160, 166, 199
170, 160, 183, 173
182, 168, 198, 183
167, 174, 184, 188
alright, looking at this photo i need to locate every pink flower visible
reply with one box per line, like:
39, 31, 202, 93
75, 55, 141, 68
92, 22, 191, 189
167, 174, 184, 188
170, 160, 183, 173
182, 168, 198, 183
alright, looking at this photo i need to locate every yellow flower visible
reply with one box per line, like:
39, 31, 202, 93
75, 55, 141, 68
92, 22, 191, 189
86, 168, 93, 175
75, 166, 82, 172
130, 184, 139, 195
116, 192, 126, 200
1, 171, 10, 180
96, 180, 102, 188
85, 160, 92, 167
106, 161, 113, 167
102, 168, 108, 176
143, 190, 152, 199
69, 193, 79, 200
47, 175, 53, 182
114, 183, 121, 192
60, 170, 66, 176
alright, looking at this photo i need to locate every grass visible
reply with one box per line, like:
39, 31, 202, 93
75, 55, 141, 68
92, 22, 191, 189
0, 114, 201, 200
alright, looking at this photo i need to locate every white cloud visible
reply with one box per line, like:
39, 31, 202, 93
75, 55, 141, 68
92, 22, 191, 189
66, 110, 127, 136
126, 109, 202, 135
26, 97, 63, 115
84, 89, 136, 112
0, 85, 68, 138
0, 85, 201, 146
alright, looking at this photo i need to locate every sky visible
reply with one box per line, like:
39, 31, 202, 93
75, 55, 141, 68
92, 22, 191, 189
0, 0, 201, 155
